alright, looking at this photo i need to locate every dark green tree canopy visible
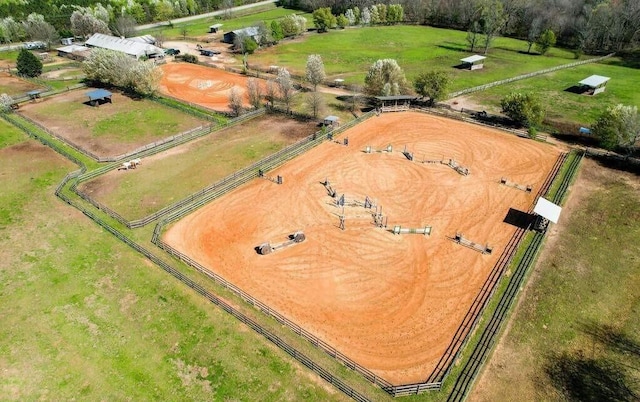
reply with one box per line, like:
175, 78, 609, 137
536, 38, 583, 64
500, 92, 545, 128
414, 70, 450, 105
16, 48, 42, 77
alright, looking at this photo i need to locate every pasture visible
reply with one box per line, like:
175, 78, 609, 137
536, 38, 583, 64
18, 88, 210, 158
459, 58, 640, 128
0, 70, 45, 98
78, 114, 319, 220
471, 159, 640, 401
0, 135, 346, 401
164, 111, 562, 385
248, 25, 583, 89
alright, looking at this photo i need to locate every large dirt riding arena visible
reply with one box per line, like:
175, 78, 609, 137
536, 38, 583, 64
17, 88, 208, 158
165, 111, 562, 385
158, 63, 260, 112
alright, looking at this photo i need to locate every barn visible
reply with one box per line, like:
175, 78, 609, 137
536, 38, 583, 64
222, 26, 260, 44
85, 33, 164, 59
56, 44, 91, 60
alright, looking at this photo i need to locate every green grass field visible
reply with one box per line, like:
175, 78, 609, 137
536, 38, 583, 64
248, 25, 581, 89
0, 118, 25, 149
79, 114, 319, 220
145, 6, 312, 39
464, 58, 640, 128
0, 133, 347, 401
20, 91, 209, 157
470, 160, 640, 401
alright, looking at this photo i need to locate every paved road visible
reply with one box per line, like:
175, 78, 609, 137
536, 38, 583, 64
135, 0, 278, 31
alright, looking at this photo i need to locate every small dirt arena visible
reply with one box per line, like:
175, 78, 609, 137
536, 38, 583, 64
158, 63, 258, 112
0, 70, 45, 97
164, 112, 561, 385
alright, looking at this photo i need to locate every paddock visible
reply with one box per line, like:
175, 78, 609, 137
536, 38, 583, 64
164, 111, 562, 385
158, 63, 264, 112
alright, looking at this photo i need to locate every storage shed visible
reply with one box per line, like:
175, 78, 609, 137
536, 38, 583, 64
460, 55, 486, 70
578, 75, 610, 95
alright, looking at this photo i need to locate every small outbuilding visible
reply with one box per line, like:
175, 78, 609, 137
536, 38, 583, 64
460, 55, 486, 70
375, 95, 416, 112
56, 44, 90, 60
86, 89, 113, 107
333, 78, 345, 87
27, 90, 42, 101
578, 75, 610, 95
209, 23, 223, 33
323, 115, 340, 126
222, 26, 260, 44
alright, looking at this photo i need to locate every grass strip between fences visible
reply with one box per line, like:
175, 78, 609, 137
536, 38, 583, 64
7, 110, 376, 402
445, 151, 584, 402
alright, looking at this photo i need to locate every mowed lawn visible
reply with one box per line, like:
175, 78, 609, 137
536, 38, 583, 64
248, 25, 581, 89
463, 58, 640, 128
18, 89, 210, 158
0, 132, 344, 401
79, 114, 319, 220
470, 159, 640, 402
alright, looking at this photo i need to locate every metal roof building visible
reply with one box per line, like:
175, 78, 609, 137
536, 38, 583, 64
578, 75, 610, 95
460, 55, 486, 70
223, 26, 260, 44
85, 33, 163, 59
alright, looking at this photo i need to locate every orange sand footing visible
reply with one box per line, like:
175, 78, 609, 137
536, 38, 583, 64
165, 112, 561, 384
158, 63, 259, 111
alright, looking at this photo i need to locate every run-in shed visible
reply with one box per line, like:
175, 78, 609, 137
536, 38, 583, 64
460, 55, 486, 70
86, 89, 113, 107
578, 75, 610, 95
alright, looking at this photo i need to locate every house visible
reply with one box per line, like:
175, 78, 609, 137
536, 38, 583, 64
222, 26, 260, 44
85, 33, 163, 59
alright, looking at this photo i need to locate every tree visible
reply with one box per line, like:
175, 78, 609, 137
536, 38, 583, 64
228, 87, 243, 117
364, 59, 409, 96
467, 21, 482, 53
111, 14, 137, 38
306, 90, 324, 118
71, 9, 111, 38
347, 84, 363, 115
270, 20, 284, 43
180, 25, 189, 40
478, 0, 506, 54
361, 7, 371, 25
83, 48, 161, 96
276, 67, 294, 113
16, 48, 42, 77
280, 14, 305, 37
345, 9, 356, 26
0, 93, 14, 113
265, 79, 277, 109
246, 78, 263, 109
305, 54, 325, 91
526, 18, 542, 54
535, 29, 556, 55
592, 104, 640, 153
0, 17, 23, 43
22, 13, 58, 50
313, 7, 336, 32
336, 14, 349, 29
414, 70, 451, 106
500, 92, 545, 129
387, 4, 404, 24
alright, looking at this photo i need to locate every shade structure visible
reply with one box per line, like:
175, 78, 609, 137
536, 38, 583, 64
533, 197, 562, 224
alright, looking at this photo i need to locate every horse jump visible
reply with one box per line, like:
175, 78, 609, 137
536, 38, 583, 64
392, 225, 432, 236
402, 145, 414, 161
499, 177, 532, 192
363, 144, 393, 153
118, 158, 142, 171
451, 232, 492, 254
323, 178, 337, 198
444, 159, 470, 176
336, 194, 374, 209
257, 231, 305, 255
258, 169, 283, 185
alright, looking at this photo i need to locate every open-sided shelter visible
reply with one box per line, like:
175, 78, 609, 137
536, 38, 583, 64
460, 55, 486, 70
375, 95, 416, 111
222, 26, 260, 44
86, 89, 113, 107
209, 24, 223, 33
323, 115, 340, 126
578, 75, 610, 95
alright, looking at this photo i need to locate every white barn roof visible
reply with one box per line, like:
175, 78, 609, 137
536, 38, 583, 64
57, 44, 89, 53
534, 197, 562, 224
579, 75, 610, 88
85, 33, 162, 58
129, 35, 156, 44
460, 55, 486, 64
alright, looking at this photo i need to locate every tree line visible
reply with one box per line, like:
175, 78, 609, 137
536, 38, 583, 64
0, 0, 263, 39
281, 0, 640, 54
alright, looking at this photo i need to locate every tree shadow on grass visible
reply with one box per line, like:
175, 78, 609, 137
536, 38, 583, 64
545, 351, 638, 402
580, 321, 640, 359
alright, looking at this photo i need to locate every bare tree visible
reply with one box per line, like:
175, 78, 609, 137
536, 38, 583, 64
347, 84, 363, 115
265, 80, 277, 109
246, 78, 263, 109
306, 90, 324, 119
222, 0, 234, 19
22, 13, 59, 50
276, 68, 294, 113
111, 14, 137, 38
228, 87, 243, 117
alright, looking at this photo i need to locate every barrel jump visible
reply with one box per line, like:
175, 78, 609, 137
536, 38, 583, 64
499, 177, 532, 192
451, 232, 492, 254
257, 231, 305, 255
